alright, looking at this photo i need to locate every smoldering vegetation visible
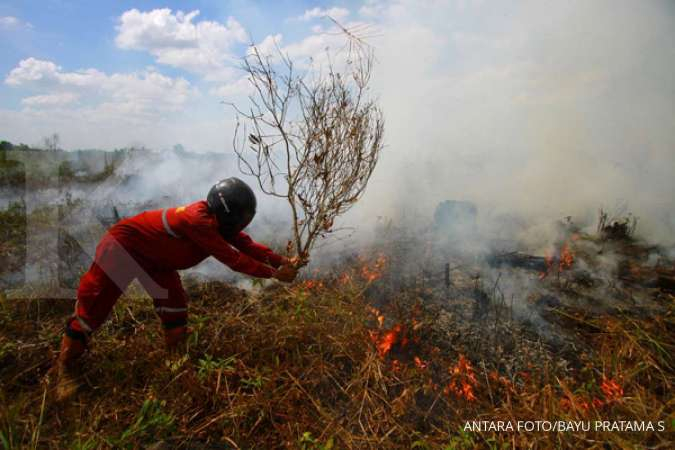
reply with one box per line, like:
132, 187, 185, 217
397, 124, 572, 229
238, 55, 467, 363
355, 0, 675, 253
1, 1, 674, 447
1, 144, 673, 448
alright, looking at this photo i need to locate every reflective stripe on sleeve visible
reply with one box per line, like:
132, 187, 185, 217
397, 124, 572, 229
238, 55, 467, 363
162, 208, 182, 238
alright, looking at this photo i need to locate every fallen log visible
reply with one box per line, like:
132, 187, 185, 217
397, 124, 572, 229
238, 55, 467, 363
487, 252, 548, 272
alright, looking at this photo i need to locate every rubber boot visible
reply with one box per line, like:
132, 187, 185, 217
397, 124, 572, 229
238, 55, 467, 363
47, 334, 86, 402
164, 326, 192, 351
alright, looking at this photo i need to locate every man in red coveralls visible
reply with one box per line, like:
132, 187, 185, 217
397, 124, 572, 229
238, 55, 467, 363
49, 177, 301, 400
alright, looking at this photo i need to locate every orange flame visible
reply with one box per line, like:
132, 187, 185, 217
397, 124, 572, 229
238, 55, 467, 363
559, 375, 623, 412
391, 359, 402, 372
540, 252, 555, 279
360, 254, 388, 283
540, 238, 575, 279
376, 324, 402, 358
414, 356, 428, 370
339, 254, 388, 286
601, 376, 624, 402
444, 354, 478, 402
302, 279, 325, 291
559, 242, 574, 271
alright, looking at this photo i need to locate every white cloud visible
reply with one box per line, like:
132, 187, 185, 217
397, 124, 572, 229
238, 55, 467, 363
358, 0, 387, 18
0, 15, 32, 30
294, 7, 350, 22
5, 58, 60, 85
254, 33, 283, 56
277, 20, 379, 70
211, 34, 285, 101
282, 33, 335, 62
5, 58, 195, 120
115, 8, 248, 80
21, 92, 79, 107
210, 77, 253, 99
1, 57, 205, 151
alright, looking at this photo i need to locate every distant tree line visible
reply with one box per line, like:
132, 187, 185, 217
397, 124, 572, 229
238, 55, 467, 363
0, 139, 135, 188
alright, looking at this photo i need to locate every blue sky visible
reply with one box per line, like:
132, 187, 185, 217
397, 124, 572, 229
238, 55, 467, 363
0, 1, 353, 82
0, 0, 370, 149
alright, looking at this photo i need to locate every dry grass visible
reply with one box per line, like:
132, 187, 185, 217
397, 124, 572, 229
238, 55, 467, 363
0, 254, 674, 449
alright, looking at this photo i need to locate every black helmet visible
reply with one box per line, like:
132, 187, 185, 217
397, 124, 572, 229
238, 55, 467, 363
206, 177, 257, 238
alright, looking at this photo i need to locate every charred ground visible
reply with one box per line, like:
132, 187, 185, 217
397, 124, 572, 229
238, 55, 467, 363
1, 147, 674, 448
0, 208, 674, 448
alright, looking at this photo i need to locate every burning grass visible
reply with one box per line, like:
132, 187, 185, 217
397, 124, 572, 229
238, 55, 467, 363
0, 250, 674, 448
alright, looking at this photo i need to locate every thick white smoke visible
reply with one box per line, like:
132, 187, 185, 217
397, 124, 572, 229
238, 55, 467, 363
347, 0, 675, 247
4, 0, 673, 258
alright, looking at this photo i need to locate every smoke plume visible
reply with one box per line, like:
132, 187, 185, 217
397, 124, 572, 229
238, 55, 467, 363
348, 0, 675, 247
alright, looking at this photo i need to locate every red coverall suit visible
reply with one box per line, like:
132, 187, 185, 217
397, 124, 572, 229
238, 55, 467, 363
68, 200, 285, 335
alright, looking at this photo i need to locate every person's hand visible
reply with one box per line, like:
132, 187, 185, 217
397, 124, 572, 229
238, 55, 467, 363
273, 264, 298, 283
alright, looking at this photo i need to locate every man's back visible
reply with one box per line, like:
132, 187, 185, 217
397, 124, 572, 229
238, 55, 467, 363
109, 201, 211, 271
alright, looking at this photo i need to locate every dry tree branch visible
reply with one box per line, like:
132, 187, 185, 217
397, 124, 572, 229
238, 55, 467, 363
231, 19, 384, 260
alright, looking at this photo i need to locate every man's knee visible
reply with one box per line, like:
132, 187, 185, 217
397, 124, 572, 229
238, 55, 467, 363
74, 264, 127, 332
